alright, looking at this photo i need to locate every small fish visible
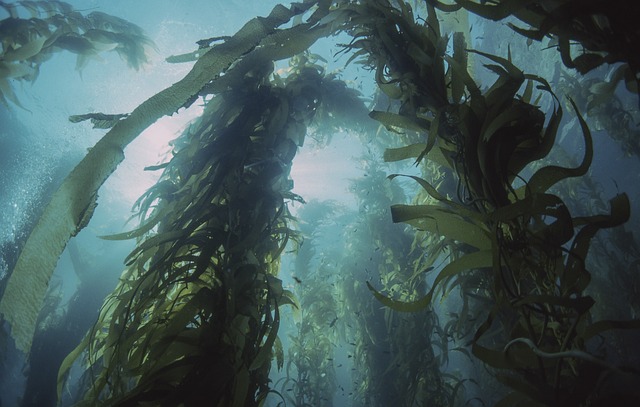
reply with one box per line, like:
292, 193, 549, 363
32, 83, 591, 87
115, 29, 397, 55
329, 317, 338, 327
293, 276, 302, 284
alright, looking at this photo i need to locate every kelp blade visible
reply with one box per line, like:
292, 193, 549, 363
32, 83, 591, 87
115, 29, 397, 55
0, 2, 314, 354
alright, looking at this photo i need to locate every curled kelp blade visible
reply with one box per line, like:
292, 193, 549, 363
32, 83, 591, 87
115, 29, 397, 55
69, 112, 130, 129
0, 1, 327, 355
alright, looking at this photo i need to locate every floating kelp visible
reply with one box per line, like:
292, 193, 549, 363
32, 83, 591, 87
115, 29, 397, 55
68, 112, 130, 129
1, 1, 639, 406
353, 2, 640, 405
0, 1, 154, 107
427, 0, 640, 100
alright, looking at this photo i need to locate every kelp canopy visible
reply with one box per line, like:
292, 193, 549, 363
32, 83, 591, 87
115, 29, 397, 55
0, 0, 639, 406
0, 0, 154, 108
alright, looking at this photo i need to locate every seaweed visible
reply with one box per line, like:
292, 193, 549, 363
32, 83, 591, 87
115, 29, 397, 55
356, 2, 640, 405
0, 1, 154, 108
427, 0, 640, 101
1, 1, 638, 406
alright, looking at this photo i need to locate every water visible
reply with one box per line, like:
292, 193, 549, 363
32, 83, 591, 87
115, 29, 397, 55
1, 1, 639, 406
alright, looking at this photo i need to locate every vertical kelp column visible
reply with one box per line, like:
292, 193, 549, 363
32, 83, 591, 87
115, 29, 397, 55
337, 161, 451, 407
279, 202, 341, 406
340, 1, 640, 405
61, 63, 351, 405
47, 3, 359, 406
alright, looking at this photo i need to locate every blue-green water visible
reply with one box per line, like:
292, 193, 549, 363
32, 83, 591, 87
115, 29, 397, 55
1, 1, 639, 406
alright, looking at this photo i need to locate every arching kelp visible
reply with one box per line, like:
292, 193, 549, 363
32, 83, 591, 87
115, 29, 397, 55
1, 1, 639, 406
0, 0, 331, 356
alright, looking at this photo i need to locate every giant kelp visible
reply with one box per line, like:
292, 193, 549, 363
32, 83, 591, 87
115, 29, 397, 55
357, 3, 640, 405
427, 0, 640, 99
338, 160, 453, 407
0, 0, 154, 107
1, 0, 639, 406
54, 5, 373, 406
0, 0, 333, 357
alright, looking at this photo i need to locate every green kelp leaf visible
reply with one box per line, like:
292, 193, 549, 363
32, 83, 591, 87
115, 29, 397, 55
490, 193, 574, 246
443, 54, 483, 114
69, 112, 129, 129
384, 143, 427, 162
526, 98, 591, 196
384, 143, 451, 168
367, 249, 492, 312
57, 332, 91, 401
249, 305, 280, 371
98, 205, 170, 240
521, 78, 534, 103
388, 174, 485, 223
369, 111, 431, 133
564, 193, 630, 293
391, 204, 491, 250
0, 1, 322, 354
572, 52, 604, 75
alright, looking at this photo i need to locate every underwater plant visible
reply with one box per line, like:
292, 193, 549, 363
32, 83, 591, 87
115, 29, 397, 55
427, 0, 640, 99
338, 159, 454, 407
1, 1, 639, 406
0, 0, 154, 108
359, 3, 640, 404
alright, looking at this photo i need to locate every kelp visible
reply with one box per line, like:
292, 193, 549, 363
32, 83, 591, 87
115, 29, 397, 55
59, 65, 318, 405
1, 0, 335, 357
356, 3, 640, 405
51, 3, 389, 405
2, 0, 639, 405
276, 201, 340, 406
0, 1, 154, 107
337, 160, 453, 407
427, 0, 640, 100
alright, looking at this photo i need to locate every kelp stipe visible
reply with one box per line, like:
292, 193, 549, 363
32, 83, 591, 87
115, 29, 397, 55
0, 1, 637, 406
2, 0, 325, 360
353, 2, 640, 405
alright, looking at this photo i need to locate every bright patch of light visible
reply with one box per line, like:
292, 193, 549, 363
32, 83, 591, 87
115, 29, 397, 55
290, 131, 365, 212
103, 103, 204, 209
